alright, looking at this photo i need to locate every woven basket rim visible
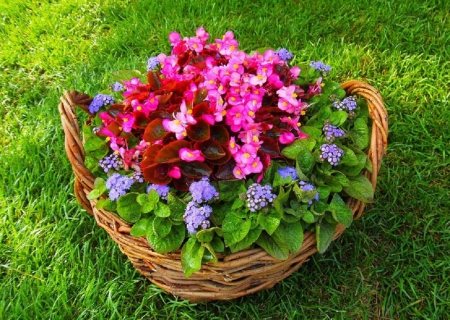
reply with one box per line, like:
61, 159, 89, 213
59, 80, 388, 302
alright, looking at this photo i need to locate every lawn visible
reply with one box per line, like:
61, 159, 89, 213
1, 0, 449, 319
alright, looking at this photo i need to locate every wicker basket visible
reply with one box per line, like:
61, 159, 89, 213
59, 80, 388, 303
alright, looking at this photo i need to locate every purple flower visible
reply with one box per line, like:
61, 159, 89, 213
106, 173, 134, 201
88, 94, 114, 113
98, 153, 124, 173
132, 171, 144, 184
183, 201, 212, 234
274, 48, 294, 61
147, 56, 160, 71
319, 144, 344, 166
323, 123, 346, 142
112, 82, 123, 91
309, 61, 332, 75
299, 181, 320, 205
147, 184, 170, 200
246, 183, 277, 212
333, 96, 357, 111
278, 167, 298, 180
189, 177, 219, 203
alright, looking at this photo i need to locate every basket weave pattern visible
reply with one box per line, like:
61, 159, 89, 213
59, 80, 388, 302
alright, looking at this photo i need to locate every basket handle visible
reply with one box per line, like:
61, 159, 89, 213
59, 90, 96, 215
341, 80, 388, 219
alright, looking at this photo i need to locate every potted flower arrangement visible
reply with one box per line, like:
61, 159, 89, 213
59, 27, 388, 302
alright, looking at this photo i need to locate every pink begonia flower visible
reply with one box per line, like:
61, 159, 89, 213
267, 74, 284, 89
123, 78, 144, 97
241, 158, 263, 175
233, 166, 246, 179
162, 100, 196, 139
308, 77, 323, 95
249, 73, 267, 86
99, 111, 115, 125
169, 32, 181, 46
228, 137, 240, 155
196, 27, 209, 41
168, 166, 181, 179
279, 132, 296, 144
117, 113, 135, 133
290, 66, 301, 79
187, 36, 203, 53
278, 98, 297, 114
226, 104, 246, 132
179, 148, 205, 162
277, 85, 299, 106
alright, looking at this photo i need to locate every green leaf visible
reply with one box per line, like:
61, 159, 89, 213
316, 219, 337, 254
273, 172, 293, 187
281, 138, 316, 160
274, 187, 290, 215
273, 220, 304, 254
222, 213, 251, 246
87, 189, 101, 200
154, 202, 171, 218
218, 180, 246, 201
210, 236, 225, 253
339, 146, 359, 166
296, 149, 315, 174
202, 242, 218, 264
147, 222, 185, 254
229, 227, 262, 253
94, 178, 106, 193
130, 218, 150, 237
317, 186, 331, 200
116, 193, 142, 223
102, 199, 117, 212
211, 202, 233, 225
351, 117, 370, 149
136, 194, 148, 206
343, 174, 374, 203
181, 238, 205, 278
260, 161, 279, 185
329, 194, 353, 227
257, 210, 281, 235
153, 217, 172, 238
329, 111, 348, 126
167, 193, 186, 221
302, 210, 316, 223
111, 69, 146, 83
231, 198, 245, 210
256, 231, 289, 260
300, 126, 323, 140
196, 228, 216, 243
148, 189, 160, 204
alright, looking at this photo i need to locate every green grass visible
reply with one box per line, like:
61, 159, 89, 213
1, 0, 449, 318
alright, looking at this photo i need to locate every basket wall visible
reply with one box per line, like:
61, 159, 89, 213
59, 80, 388, 303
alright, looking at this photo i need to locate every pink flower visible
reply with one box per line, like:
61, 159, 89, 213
196, 27, 209, 41
162, 100, 196, 139
228, 137, 240, 155
117, 113, 135, 133
179, 148, 205, 162
290, 66, 301, 79
279, 132, 296, 144
168, 166, 181, 179
308, 77, 323, 95
277, 85, 299, 106
169, 32, 181, 46
233, 166, 246, 179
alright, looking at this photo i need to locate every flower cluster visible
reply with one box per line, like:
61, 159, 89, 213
333, 96, 357, 111
246, 183, 277, 212
182, 177, 218, 234
106, 173, 134, 201
183, 202, 212, 234
299, 181, 320, 205
319, 144, 344, 166
323, 122, 346, 142
309, 61, 332, 75
88, 94, 114, 113
278, 166, 298, 180
98, 153, 124, 173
